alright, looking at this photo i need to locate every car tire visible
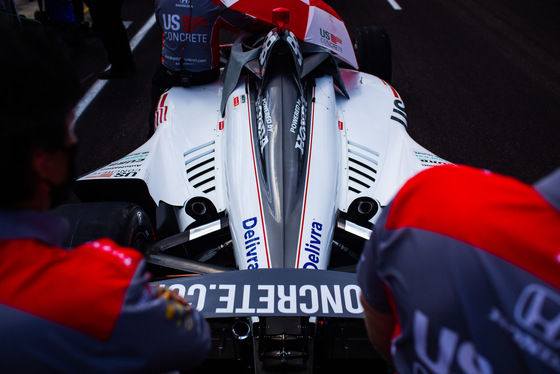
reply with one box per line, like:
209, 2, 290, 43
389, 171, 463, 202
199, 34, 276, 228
52, 202, 154, 252
353, 26, 392, 83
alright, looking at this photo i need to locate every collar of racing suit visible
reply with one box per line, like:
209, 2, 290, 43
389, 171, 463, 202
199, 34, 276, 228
0, 210, 69, 247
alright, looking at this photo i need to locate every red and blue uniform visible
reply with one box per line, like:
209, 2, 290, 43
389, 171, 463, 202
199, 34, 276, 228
358, 165, 560, 374
155, 0, 253, 73
0, 210, 210, 373
149, 0, 255, 136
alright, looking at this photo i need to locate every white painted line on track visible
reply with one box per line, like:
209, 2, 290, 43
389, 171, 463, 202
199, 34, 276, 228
129, 14, 156, 50
387, 0, 402, 10
73, 14, 157, 123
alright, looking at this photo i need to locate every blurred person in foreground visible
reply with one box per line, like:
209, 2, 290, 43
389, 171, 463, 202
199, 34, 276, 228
357, 164, 560, 373
0, 26, 210, 373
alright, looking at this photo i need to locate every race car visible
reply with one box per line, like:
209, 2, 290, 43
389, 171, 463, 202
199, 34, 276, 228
55, 4, 448, 373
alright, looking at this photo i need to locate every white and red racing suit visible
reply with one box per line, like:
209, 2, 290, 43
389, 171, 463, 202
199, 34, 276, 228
358, 165, 560, 374
0, 210, 211, 373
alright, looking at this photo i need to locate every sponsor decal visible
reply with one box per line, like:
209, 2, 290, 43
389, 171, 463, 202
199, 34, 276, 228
153, 269, 363, 318
243, 217, 261, 269
162, 31, 208, 42
301, 221, 324, 269
219, 120, 224, 130
259, 31, 280, 68
233, 96, 240, 107
285, 31, 303, 67
113, 169, 140, 178
262, 98, 272, 130
390, 99, 407, 127
290, 98, 301, 134
160, 14, 208, 43
85, 173, 114, 179
85, 166, 142, 179
319, 28, 343, 53
181, 16, 207, 32
338, 120, 343, 130
256, 97, 270, 152
294, 99, 307, 155
108, 154, 148, 167
489, 308, 560, 371
119, 153, 147, 162
486, 284, 560, 371
259, 30, 301, 71
155, 92, 168, 126
167, 283, 362, 316
83, 152, 148, 179
413, 309, 493, 374
514, 284, 560, 348
414, 151, 447, 167
176, 0, 192, 7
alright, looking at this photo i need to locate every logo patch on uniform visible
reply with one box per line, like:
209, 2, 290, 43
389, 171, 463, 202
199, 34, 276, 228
514, 284, 560, 347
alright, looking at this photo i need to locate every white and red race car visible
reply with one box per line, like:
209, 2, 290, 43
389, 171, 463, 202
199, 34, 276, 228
56, 4, 447, 372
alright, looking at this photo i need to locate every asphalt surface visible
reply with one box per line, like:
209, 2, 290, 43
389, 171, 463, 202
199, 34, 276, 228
14, 0, 560, 185
331, 0, 560, 185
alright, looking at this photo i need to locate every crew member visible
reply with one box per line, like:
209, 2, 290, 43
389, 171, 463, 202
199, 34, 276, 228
150, 0, 265, 137
0, 26, 211, 373
358, 164, 560, 373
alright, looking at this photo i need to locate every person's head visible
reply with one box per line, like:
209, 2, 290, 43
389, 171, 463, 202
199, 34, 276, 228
0, 26, 82, 210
